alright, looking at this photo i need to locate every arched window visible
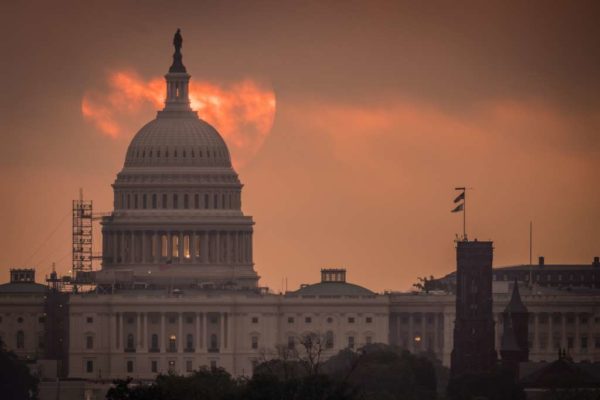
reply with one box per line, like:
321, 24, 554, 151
151, 334, 158, 350
161, 235, 168, 258
172, 235, 179, 258
16, 330, 24, 349
127, 333, 135, 349
210, 334, 218, 350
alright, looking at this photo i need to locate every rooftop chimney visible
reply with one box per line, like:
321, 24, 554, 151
538, 256, 545, 266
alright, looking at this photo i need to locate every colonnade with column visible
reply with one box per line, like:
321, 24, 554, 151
103, 230, 253, 265
389, 312, 445, 356
111, 311, 229, 354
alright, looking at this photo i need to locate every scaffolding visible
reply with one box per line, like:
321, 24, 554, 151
72, 190, 94, 285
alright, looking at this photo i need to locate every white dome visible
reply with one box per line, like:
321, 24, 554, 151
124, 112, 232, 168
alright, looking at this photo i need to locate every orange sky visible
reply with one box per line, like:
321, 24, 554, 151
1, 1, 599, 292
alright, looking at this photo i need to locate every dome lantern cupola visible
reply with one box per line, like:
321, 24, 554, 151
162, 28, 192, 113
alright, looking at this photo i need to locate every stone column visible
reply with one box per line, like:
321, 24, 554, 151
178, 232, 184, 263
408, 313, 414, 353
178, 313, 183, 353
160, 313, 166, 353
141, 232, 146, 263
548, 313, 554, 352
215, 231, 220, 263
195, 313, 201, 350
220, 313, 226, 350
112, 232, 118, 263
130, 231, 136, 263
136, 313, 142, 350
203, 231, 209, 263
433, 314, 439, 353
120, 231, 126, 264
118, 313, 123, 350
575, 314, 580, 353
203, 313, 208, 351
533, 313, 540, 353
191, 232, 196, 263
561, 313, 567, 349
111, 313, 118, 352
142, 312, 148, 348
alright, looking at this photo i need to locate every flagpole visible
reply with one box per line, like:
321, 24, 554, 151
463, 190, 466, 240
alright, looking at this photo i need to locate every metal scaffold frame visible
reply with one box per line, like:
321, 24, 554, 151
72, 190, 94, 288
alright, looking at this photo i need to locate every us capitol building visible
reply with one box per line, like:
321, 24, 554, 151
1, 31, 600, 399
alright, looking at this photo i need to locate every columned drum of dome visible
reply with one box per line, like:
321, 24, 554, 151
97, 30, 259, 289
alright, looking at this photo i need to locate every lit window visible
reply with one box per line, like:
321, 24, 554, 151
169, 335, 177, 352
172, 235, 179, 258
183, 235, 190, 259
161, 235, 168, 257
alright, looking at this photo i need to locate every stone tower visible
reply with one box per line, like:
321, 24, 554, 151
500, 280, 529, 375
450, 240, 497, 377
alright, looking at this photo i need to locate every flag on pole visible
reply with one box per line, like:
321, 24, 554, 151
451, 203, 464, 213
453, 192, 465, 203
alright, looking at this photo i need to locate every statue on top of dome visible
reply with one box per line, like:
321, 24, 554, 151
169, 29, 187, 73
173, 29, 183, 53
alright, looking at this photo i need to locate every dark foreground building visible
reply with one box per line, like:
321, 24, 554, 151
451, 240, 497, 377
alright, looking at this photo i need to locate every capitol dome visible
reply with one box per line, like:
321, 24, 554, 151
98, 30, 259, 289
124, 115, 232, 168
